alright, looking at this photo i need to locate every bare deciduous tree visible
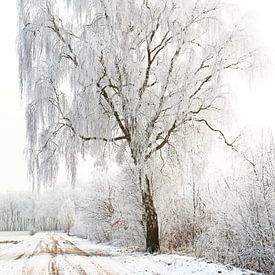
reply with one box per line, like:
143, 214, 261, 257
18, 0, 256, 252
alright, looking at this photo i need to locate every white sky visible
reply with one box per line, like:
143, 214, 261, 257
0, 1, 31, 193
0, 1, 275, 193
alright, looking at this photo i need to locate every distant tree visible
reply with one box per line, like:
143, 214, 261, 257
58, 198, 76, 235
18, 0, 256, 252
0, 193, 34, 231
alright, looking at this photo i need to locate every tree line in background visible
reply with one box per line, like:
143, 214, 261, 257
0, 191, 73, 233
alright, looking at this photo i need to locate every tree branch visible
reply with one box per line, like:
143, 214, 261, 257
195, 118, 237, 150
46, 4, 78, 67
189, 75, 212, 100
146, 120, 177, 160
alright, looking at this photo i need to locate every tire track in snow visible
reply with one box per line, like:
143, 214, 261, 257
57, 234, 113, 275
24, 233, 109, 275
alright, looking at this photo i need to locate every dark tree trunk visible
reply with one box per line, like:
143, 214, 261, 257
142, 175, 160, 253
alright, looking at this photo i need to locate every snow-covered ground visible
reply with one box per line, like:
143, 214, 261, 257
0, 232, 259, 275
0, 231, 30, 242
0, 231, 31, 253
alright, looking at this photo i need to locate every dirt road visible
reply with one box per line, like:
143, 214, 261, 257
0, 233, 114, 275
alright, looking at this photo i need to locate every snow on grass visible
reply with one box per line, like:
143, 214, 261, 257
64, 233, 260, 275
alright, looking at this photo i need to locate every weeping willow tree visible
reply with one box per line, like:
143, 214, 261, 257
18, 0, 256, 252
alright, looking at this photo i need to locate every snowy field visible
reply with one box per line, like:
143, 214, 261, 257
0, 232, 259, 275
0, 231, 31, 252
0, 231, 31, 242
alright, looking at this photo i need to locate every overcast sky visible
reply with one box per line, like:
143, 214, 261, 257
0, 1, 30, 193
0, 1, 275, 193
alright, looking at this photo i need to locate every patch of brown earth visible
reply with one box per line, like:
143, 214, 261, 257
57, 235, 111, 257
49, 258, 59, 275
15, 253, 24, 260
64, 246, 90, 256
54, 235, 91, 256
31, 236, 90, 257
0, 240, 19, 244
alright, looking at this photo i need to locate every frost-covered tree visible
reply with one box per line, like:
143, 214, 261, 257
59, 198, 76, 235
195, 130, 275, 274
75, 166, 145, 245
18, 0, 256, 252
